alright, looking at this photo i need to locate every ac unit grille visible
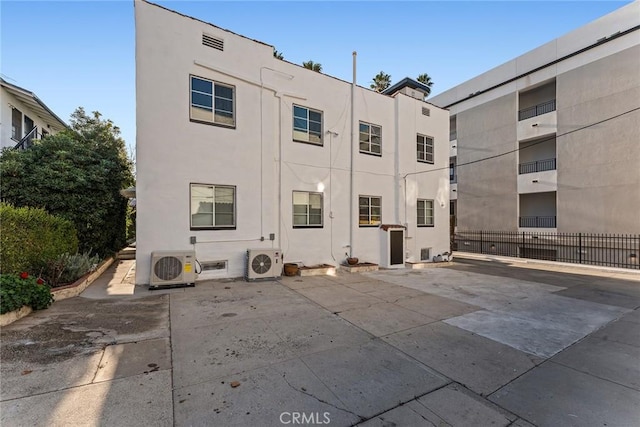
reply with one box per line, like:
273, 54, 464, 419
246, 249, 281, 280
203, 34, 224, 51
154, 256, 183, 281
251, 254, 272, 274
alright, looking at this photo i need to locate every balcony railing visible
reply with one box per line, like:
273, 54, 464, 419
449, 130, 457, 141
519, 216, 556, 228
519, 158, 556, 174
13, 127, 41, 150
518, 99, 556, 121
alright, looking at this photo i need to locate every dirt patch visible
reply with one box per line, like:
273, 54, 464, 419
0, 295, 169, 365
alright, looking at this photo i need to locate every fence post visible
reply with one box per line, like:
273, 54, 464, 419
579, 233, 583, 264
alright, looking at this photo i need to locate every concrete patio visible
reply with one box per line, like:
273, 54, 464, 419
1, 258, 639, 426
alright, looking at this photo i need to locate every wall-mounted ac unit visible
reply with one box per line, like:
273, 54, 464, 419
245, 249, 281, 281
150, 250, 197, 289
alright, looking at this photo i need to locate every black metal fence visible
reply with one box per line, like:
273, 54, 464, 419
453, 230, 640, 270
518, 99, 557, 121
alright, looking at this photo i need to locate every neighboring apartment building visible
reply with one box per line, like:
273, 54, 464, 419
1, 78, 67, 150
135, 0, 450, 283
431, 1, 640, 235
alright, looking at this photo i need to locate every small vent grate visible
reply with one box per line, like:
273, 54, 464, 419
202, 261, 226, 271
251, 254, 272, 274
420, 248, 431, 261
202, 33, 224, 51
422, 107, 430, 116
154, 256, 183, 281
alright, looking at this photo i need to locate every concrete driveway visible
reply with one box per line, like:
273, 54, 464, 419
1, 258, 639, 426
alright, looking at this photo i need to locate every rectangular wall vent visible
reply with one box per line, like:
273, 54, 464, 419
420, 248, 431, 261
422, 107, 431, 116
203, 34, 224, 51
201, 260, 227, 271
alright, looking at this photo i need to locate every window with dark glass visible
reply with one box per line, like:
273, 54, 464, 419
359, 196, 381, 226
190, 76, 235, 126
293, 105, 323, 145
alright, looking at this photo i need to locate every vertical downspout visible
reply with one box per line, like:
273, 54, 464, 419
394, 96, 401, 224
350, 51, 356, 258
277, 93, 283, 252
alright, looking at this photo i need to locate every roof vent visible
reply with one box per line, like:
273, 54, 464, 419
203, 33, 224, 51
422, 107, 431, 116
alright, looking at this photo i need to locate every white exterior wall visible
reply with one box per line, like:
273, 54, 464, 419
0, 89, 58, 149
135, 1, 449, 284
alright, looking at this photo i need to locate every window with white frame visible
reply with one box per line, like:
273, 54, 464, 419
417, 199, 434, 227
359, 196, 381, 226
417, 134, 434, 164
190, 75, 235, 127
293, 191, 323, 227
359, 121, 382, 155
190, 184, 236, 229
293, 105, 323, 145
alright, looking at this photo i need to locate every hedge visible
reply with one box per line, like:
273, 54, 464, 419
0, 204, 78, 275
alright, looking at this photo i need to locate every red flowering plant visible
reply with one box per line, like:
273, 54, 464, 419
0, 272, 54, 314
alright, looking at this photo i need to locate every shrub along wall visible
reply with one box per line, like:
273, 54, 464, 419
0, 204, 78, 275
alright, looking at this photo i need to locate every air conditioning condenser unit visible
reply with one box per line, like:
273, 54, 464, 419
245, 248, 281, 281
150, 250, 197, 289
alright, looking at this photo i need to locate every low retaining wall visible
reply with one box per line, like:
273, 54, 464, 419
0, 257, 114, 327
0, 306, 33, 327
51, 257, 115, 301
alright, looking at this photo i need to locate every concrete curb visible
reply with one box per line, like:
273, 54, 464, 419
453, 251, 640, 276
0, 305, 33, 327
51, 257, 115, 301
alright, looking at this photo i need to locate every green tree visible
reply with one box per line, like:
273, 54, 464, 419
302, 60, 322, 72
416, 73, 434, 97
273, 49, 284, 60
0, 108, 134, 257
371, 71, 391, 92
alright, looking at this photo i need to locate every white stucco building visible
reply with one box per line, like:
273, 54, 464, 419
135, 0, 450, 283
1, 78, 67, 150
431, 2, 639, 235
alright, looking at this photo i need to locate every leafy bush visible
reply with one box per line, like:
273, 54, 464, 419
44, 251, 101, 287
0, 108, 134, 257
0, 273, 54, 314
0, 204, 78, 275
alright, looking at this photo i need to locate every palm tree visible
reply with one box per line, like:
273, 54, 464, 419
273, 49, 284, 60
416, 73, 434, 97
302, 60, 322, 72
371, 71, 391, 92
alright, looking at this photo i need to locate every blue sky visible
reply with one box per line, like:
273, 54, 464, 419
1, 1, 631, 151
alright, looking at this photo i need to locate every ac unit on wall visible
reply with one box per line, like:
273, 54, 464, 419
150, 250, 197, 289
245, 249, 281, 281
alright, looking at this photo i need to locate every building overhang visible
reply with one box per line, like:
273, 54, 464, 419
1, 78, 68, 132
